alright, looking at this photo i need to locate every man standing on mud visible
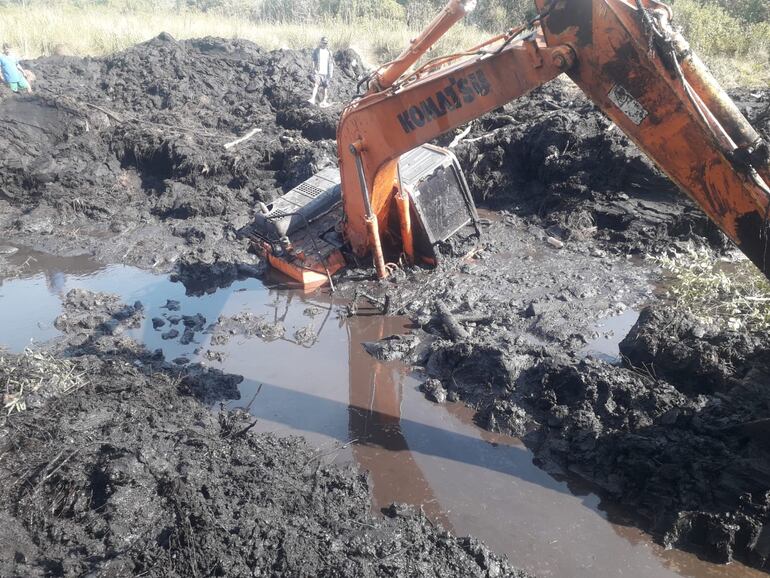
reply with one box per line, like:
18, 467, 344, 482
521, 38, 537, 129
308, 37, 333, 107
0, 43, 32, 94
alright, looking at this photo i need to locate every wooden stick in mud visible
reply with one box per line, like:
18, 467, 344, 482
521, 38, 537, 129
223, 128, 262, 150
84, 102, 124, 123
435, 301, 469, 341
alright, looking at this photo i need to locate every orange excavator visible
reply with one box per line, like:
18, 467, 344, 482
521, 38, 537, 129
244, 0, 770, 288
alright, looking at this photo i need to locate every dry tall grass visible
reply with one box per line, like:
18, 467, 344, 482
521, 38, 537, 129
0, 5, 488, 67
0, 2, 767, 87
655, 246, 770, 333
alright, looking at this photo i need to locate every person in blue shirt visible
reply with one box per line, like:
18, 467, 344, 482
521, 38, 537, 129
0, 43, 32, 94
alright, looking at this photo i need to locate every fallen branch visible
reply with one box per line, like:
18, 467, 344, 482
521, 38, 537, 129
84, 102, 124, 123
230, 418, 258, 439
455, 313, 494, 325
224, 128, 262, 150
84, 101, 220, 138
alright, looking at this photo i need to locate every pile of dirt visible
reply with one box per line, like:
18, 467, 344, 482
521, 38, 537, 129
0, 35, 364, 285
444, 85, 769, 257
402, 293, 770, 568
0, 290, 529, 577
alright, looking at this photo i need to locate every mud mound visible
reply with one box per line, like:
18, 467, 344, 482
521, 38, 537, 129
445, 83, 770, 257
0, 36, 363, 280
416, 299, 770, 568
528, 349, 770, 566
54, 288, 144, 335
0, 291, 528, 577
619, 306, 770, 394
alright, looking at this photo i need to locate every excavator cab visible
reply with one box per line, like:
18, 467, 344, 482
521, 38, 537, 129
398, 144, 480, 261
241, 144, 478, 289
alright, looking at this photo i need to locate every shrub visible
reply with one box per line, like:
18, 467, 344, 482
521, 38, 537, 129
672, 0, 763, 55
712, 0, 769, 24
334, 0, 405, 23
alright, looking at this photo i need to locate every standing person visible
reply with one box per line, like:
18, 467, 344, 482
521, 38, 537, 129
308, 37, 333, 107
0, 43, 32, 94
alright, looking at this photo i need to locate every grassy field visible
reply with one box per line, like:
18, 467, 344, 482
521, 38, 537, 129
0, 1, 768, 87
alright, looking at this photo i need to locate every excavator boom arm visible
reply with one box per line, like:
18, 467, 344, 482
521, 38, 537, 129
337, 0, 770, 280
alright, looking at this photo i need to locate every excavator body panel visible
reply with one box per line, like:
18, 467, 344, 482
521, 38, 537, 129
337, 35, 567, 259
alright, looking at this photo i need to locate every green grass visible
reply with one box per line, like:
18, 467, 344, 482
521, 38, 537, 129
670, 0, 770, 87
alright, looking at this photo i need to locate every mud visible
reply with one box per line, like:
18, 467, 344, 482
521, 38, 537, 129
0, 35, 363, 285
1, 35, 770, 574
0, 290, 528, 577
388, 248, 770, 568
444, 86, 769, 258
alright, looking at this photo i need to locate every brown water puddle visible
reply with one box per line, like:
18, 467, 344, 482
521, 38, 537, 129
0, 249, 764, 578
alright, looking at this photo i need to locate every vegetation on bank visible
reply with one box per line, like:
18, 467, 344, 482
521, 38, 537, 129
655, 246, 770, 333
0, 0, 767, 86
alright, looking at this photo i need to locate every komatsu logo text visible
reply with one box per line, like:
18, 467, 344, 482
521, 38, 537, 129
397, 70, 492, 134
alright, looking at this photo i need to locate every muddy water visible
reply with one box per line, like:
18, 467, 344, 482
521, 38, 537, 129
581, 308, 640, 364
0, 248, 764, 578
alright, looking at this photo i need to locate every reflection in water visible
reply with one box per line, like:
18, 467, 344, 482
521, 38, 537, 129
347, 315, 451, 529
0, 251, 765, 578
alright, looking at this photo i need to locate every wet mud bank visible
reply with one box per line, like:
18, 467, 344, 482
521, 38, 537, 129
448, 85, 769, 259
0, 289, 528, 577
383, 248, 770, 567
0, 35, 363, 284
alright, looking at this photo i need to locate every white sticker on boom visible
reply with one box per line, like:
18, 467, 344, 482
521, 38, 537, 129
608, 84, 649, 125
